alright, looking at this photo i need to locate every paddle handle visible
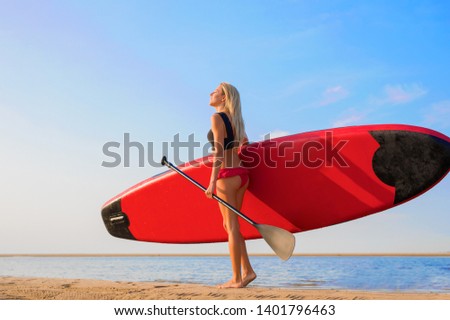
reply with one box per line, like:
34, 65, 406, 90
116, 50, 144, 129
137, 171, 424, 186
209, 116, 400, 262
161, 156, 257, 226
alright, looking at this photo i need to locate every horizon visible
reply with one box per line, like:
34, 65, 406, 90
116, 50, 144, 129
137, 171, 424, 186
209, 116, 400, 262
2, 253, 450, 257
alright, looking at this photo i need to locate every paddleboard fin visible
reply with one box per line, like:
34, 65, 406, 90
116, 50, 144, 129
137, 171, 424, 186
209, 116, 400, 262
101, 198, 136, 240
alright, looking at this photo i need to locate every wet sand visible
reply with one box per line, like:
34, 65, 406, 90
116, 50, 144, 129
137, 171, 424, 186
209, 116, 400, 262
1, 277, 449, 300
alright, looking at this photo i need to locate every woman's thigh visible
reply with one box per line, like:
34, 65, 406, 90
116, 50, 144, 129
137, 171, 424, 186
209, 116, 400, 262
216, 176, 242, 231
216, 175, 241, 201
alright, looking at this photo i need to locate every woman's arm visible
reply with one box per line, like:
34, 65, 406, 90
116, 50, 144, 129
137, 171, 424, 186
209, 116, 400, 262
205, 114, 224, 198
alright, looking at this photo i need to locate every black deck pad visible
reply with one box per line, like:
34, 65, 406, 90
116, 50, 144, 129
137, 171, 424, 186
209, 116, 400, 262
371, 130, 450, 204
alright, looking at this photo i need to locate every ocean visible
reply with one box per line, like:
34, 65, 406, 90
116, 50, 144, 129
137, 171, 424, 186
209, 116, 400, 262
1, 256, 449, 292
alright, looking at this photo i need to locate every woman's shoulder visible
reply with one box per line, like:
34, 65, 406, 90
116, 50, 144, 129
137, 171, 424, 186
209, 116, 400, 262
211, 112, 232, 123
210, 113, 225, 131
210, 112, 223, 122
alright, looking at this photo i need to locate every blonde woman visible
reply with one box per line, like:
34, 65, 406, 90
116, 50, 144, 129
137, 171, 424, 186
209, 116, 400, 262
205, 82, 256, 288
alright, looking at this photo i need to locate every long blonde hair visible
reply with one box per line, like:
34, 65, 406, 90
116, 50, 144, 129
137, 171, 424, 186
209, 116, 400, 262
220, 82, 246, 145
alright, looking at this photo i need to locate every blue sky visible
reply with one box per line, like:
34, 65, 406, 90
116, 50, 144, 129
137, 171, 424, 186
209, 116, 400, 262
1, 0, 449, 254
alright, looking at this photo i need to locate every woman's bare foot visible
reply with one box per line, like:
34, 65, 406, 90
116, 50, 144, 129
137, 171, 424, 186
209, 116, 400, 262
217, 279, 243, 289
242, 272, 257, 287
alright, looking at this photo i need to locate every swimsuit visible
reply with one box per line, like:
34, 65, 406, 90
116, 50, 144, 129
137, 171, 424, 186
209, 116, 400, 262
207, 112, 249, 188
218, 167, 249, 188
207, 112, 237, 150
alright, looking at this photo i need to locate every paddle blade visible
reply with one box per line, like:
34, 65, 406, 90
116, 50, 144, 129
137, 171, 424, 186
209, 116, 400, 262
256, 224, 296, 261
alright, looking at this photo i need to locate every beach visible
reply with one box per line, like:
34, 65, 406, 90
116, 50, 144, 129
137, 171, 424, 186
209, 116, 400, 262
1, 277, 450, 300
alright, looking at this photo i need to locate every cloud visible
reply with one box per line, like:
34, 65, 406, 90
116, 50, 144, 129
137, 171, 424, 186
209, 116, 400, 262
260, 129, 290, 140
319, 85, 349, 106
332, 108, 366, 128
332, 114, 365, 128
423, 100, 450, 129
378, 84, 427, 105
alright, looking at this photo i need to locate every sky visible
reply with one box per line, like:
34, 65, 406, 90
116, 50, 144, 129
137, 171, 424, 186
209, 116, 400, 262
1, 0, 449, 254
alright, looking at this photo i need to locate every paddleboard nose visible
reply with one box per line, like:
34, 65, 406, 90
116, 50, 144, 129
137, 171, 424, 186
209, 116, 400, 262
101, 199, 136, 240
371, 130, 450, 204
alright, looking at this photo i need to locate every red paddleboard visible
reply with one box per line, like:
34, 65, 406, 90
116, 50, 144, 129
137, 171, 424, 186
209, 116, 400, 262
101, 125, 450, 244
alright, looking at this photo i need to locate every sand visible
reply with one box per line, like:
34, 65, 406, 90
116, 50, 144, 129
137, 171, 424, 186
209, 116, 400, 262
1, 277, 449, 300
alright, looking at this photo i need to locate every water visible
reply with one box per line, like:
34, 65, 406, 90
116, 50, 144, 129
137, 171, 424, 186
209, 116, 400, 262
1, 256, 449, 292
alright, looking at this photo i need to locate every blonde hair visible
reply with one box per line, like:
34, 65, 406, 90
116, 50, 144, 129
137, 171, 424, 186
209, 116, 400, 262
220, 82, 246, 145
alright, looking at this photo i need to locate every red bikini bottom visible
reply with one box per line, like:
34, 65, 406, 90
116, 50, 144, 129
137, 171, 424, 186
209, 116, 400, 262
217, 167, 249, 188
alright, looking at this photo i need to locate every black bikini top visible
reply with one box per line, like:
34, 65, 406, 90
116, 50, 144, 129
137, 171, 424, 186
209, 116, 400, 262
207, 112, 237, 150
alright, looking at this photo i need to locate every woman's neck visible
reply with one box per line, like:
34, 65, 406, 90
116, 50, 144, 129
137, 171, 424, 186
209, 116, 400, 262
215, 105, 226, 113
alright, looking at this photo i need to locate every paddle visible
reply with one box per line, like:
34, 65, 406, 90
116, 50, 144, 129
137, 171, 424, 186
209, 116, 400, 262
161, 156, 296, 261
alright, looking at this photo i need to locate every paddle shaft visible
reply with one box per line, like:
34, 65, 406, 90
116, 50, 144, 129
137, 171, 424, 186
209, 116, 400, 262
161, 156, 257, 226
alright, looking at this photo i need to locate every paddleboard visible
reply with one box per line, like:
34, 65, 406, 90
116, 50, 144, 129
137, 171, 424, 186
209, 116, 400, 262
101, 124, 450, 243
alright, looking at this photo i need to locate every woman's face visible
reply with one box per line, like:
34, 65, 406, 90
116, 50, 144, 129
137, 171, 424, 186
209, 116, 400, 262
209, 85, 225, 107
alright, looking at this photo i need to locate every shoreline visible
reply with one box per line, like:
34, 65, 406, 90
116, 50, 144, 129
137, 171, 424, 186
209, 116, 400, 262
1, 253, 450, 257
1, 277, 450, 300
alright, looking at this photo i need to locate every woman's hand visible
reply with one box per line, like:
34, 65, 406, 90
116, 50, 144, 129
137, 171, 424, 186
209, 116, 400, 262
205, 181, 216, 199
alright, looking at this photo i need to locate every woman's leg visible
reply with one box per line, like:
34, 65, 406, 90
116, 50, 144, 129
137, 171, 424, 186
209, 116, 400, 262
235, 179, 257, 287
216, 175, 244, 288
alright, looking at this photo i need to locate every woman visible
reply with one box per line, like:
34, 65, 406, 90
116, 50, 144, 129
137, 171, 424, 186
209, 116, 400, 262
205, 82, 256, 288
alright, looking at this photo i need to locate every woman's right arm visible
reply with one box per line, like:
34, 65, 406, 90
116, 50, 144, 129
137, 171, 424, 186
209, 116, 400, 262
205, 114, 224, 198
